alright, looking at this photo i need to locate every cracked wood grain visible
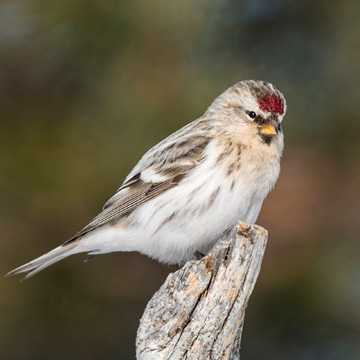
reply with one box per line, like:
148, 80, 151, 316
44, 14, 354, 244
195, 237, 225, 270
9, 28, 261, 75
136, 222, 268, 360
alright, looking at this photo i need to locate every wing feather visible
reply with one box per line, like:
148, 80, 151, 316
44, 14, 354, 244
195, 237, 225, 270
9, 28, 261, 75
63, 127, 211, 245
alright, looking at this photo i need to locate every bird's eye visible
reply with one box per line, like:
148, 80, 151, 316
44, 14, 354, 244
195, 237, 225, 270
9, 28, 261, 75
278, 123, 282, 131
248, 111, 256, 119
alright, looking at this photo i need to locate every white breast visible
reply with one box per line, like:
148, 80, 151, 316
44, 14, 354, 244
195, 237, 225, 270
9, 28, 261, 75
125, 138, 282, 264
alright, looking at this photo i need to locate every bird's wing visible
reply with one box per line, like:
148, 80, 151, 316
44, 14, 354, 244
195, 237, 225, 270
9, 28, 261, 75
64, 124, 210, 244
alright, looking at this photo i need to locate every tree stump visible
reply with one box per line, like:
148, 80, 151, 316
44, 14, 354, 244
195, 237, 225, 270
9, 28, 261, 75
136, 221, 268, 360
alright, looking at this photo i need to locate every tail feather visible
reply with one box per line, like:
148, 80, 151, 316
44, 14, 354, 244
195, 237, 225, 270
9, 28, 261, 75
5, 244, 79, 280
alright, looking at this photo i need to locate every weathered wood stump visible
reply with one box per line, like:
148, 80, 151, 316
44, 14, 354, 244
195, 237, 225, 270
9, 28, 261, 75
136, 222, 268, 360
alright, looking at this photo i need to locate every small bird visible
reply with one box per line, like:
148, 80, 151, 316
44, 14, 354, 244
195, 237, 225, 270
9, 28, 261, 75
7, 80, 286, 280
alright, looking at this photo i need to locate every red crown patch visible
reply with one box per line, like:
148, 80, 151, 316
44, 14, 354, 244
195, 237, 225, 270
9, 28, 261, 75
257, 94, 284, 115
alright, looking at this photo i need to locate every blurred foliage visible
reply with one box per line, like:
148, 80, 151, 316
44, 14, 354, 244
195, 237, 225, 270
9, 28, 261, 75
1, 0, 359, 359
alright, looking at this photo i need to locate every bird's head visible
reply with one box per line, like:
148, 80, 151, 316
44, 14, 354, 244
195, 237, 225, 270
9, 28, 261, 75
206, 80, 286, 146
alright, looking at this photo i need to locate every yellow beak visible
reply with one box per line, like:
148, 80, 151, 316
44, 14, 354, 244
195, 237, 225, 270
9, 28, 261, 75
260, 125, 278, 136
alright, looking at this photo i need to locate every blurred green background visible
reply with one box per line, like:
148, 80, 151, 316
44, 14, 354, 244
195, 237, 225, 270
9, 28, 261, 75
1, 0, 360, 359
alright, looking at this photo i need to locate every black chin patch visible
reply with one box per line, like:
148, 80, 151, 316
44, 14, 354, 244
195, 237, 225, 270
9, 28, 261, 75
259, 133, 273, 145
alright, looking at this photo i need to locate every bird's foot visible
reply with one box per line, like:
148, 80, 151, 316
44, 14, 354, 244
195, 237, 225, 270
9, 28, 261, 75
194, 250, 205, 260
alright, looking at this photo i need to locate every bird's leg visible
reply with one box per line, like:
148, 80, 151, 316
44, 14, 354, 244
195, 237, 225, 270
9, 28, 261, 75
194, 250, 205, 260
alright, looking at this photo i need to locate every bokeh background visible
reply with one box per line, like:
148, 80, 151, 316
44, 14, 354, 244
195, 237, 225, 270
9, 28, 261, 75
1, 0, 360, 359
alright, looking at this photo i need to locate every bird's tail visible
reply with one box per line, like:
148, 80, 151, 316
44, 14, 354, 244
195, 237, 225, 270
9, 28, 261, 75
5, 243, 81, 281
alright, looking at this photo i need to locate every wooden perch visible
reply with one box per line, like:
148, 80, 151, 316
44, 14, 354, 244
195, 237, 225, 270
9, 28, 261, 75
136, 222, 268, 360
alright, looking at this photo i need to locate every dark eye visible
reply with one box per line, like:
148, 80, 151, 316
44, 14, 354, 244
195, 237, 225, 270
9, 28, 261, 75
278, 123, 282, 131
248, 111, 256, 119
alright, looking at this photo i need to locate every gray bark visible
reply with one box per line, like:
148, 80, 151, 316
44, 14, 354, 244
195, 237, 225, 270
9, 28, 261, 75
136, 222, 268, 360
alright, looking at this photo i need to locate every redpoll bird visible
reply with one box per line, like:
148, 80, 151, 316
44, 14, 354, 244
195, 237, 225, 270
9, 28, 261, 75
7, 80, 286, 279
